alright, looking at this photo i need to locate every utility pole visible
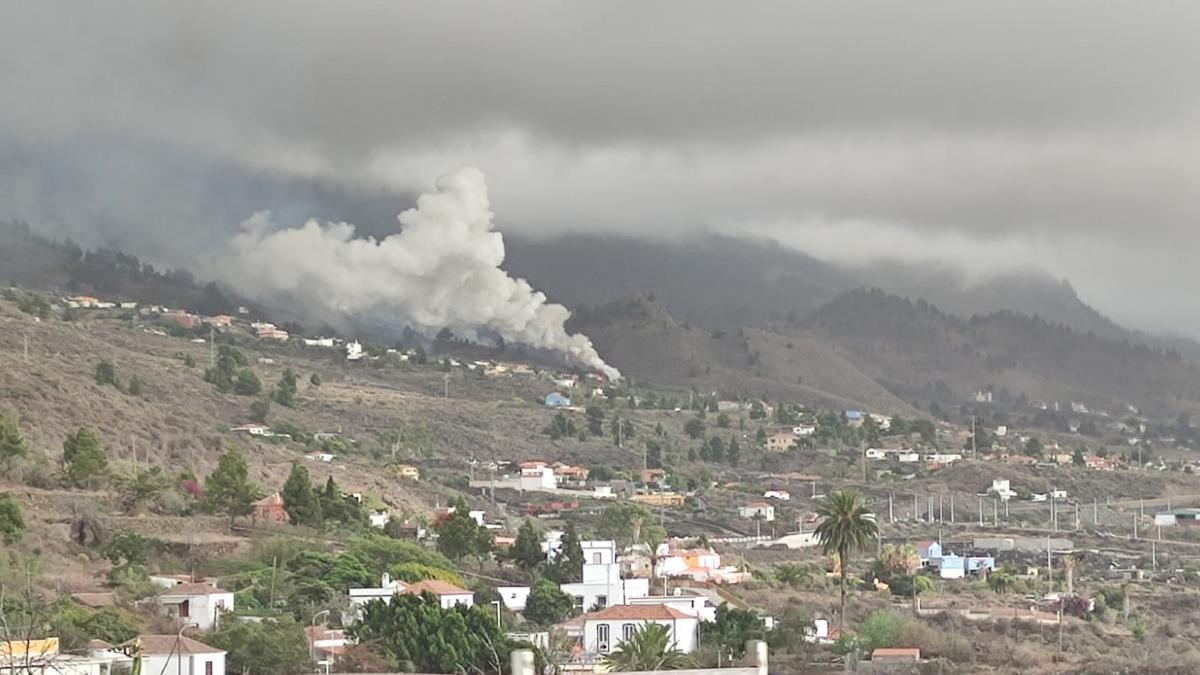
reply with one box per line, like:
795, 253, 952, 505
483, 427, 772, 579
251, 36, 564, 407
950, 494, 955, 524
889, 493, 894, 523
443, 373, 449, 398
1074, 502, 1080, 531
1152, 540, 1157, 570
938, 494, 944, 522
1047, 535, 1053, 584
1133, 514, 1138, 540
993, 499, 998, 527
979, 497, 984, 526
1094, 498, 1098, 526
1051, 494, 1057, 531
913, 493, 919, 521
971, 415, 977, 457
209, 325, 215, 368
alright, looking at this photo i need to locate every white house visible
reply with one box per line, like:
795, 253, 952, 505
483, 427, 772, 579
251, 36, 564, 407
0, 638, 122, 675
497, 586, 532, 611
627, 593, 717, 622
792, 425, 816, 437
580, 605, 699, 655
655, 542, 722, 580
347, 575, 474, 614
763, 490, 791, 501
738, 503, 775, 522
348, 573, 405, 611
123, 635, 225, 675
400, 580, 475, 609
156, 584, 234, 631
518, 462, 557, 491
561, 541, 649, 611
925, 453, 963, 465
865, 448, 888, 460
989, 479, 1017, 501
345, 340, 364, 361
368, 511, 390, 529
896, 452, 920, 463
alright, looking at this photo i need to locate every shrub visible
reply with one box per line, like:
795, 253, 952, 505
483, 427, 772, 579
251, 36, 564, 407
0, 493, 26, 543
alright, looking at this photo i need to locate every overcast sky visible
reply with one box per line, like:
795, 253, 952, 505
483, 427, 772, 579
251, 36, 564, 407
3, 2, 1199, 335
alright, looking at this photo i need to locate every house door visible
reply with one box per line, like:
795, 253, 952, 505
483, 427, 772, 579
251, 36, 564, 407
179, 600, 190, 618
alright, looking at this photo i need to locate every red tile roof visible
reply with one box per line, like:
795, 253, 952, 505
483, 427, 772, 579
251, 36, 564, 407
584, 604, 693, 621
122, 635, 224, 656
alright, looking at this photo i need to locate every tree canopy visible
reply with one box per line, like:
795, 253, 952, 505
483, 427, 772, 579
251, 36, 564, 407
349, 593, 509, 674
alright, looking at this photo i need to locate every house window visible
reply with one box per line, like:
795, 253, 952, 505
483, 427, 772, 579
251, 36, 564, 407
596, 595, 607, 608
596, 624, 610, 652
205, 662, 213, 675
622, 623, 636, 642
179, 600, 190, 618
574, 596, 585, 610
592, 552, 602, 564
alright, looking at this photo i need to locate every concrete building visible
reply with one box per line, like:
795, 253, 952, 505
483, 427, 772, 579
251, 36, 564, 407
561, 541, 649, 611
580, 605, 700, 655
122, 635, 225, 675
156, 584, 234, 631
738, 503, 775, 522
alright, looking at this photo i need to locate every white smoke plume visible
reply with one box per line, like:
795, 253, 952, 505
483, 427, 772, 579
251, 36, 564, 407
220, 168, 620, 379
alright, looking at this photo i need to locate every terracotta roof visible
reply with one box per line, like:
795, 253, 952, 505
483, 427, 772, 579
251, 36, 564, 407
159, 582, 230, 596
584, 604, 693, 621
122, 635, 224, 656
401, 579, 472, 596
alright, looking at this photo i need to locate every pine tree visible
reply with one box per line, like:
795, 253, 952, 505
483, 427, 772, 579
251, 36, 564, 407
274, 369, 298, 407
281, 463, 322, 526
62, 427, 109, 487
204, 447, 260, 525
512, 519, 545, 573
548, 521, 584, 583
0, 412, 30, 467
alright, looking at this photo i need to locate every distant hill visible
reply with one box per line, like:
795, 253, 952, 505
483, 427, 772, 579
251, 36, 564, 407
804, 288, 1200, 415
505, 233, 852, 327
507, 232, 1200, 365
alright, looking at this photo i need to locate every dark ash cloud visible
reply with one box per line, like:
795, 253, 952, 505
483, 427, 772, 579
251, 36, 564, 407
2, 1, 1199, 335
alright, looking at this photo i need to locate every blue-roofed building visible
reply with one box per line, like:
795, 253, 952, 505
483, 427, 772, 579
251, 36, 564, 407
845, 410, 865, 428
545, 392, 572, 408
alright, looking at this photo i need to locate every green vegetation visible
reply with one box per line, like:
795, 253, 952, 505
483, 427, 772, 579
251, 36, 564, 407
95, 360, 118, 387
274, 368, 298, 407
603, 623, 694, 671
208, 617, 312, 675
0, 493, 26, 543
815, 489, 878, 633
349, 593, 509, 673
544, 412, 577, 440
435, 497, 493, 563
204, 446, 260, 523
699, 605, 766, 658
281, 464, 322, 526
597, 502, 665, 551
0, 412, 30, 468
524, 579, 574, 627
61, 427, 109, 487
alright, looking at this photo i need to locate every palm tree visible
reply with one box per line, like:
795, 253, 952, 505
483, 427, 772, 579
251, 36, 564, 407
814, 489, 879, 634
774, 563, 809, 588
602, 623, 695, 671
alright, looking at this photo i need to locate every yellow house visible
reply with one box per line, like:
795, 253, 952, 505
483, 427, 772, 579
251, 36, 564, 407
1, 638, 60, 659
396, 465, 420, 481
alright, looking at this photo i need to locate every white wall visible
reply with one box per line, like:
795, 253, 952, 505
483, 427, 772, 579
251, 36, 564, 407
498, 586, 531, 611
140, 654, 225, 675
583, 618, 699, 654
158, 592, 234, 631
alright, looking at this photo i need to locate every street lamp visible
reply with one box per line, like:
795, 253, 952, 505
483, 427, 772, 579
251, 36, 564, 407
310, 609, 331, 667
176, 623, 198, 675
489, 600, 502, 630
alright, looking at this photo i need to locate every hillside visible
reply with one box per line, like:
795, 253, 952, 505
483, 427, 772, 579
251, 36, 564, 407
805, 288, 1200, 415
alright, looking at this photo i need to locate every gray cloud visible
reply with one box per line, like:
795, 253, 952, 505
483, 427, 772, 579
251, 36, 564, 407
2, 1, 1199, 335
